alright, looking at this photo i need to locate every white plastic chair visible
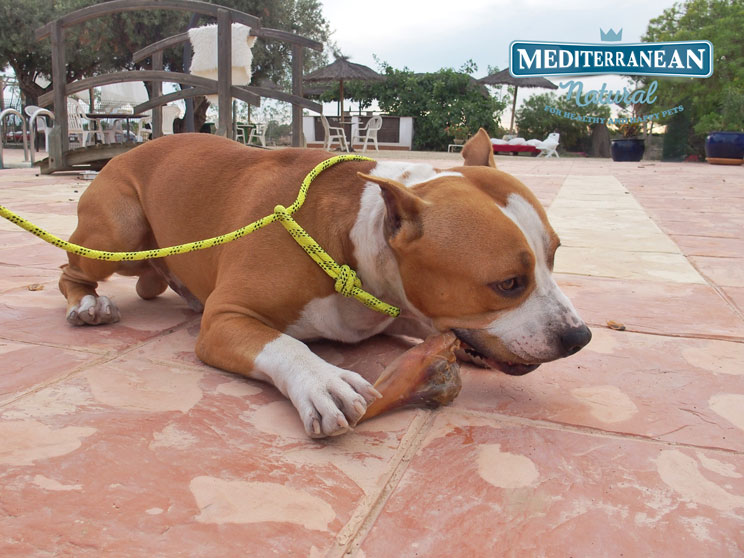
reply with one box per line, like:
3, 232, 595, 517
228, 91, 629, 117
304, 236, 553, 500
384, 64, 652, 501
320, 115, 348, 151
135, 111, 152, 142
235, 123, 248, 144
24, 105, 54, 152
247, 123, 267, 147
536, 132, 560, 158
67, 98, 102, 146
352, 115, 382, 152
101, 119, 122, 144
161, 105, 181, 135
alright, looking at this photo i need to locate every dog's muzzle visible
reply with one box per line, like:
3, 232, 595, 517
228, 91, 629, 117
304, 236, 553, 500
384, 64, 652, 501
452, 324, 592, 375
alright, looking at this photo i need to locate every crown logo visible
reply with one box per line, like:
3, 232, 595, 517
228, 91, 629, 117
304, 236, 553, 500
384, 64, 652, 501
600, 28, 623, 42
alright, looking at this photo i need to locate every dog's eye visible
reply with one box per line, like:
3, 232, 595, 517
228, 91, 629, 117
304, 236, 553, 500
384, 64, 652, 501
489, 277, 525, 297
498, 278, 517, 291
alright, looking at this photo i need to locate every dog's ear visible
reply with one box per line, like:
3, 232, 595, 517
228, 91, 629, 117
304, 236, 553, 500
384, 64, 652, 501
462, 128, 497, 168
358, 173, 426, 242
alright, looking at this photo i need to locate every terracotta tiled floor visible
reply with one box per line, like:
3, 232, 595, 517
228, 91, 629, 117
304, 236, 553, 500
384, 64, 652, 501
1, 148, 743, 557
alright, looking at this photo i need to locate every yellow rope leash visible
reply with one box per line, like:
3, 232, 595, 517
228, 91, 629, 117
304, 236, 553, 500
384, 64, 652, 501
0, 154, 401, 318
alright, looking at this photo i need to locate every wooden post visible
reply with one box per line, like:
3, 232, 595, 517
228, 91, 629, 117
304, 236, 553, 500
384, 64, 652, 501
216, 9, 232, 139
291, 44, 303, 147
509, 85, 518, 134
183, 12, 199, 133
151, 51, 164, 138
49, 20, 68, 172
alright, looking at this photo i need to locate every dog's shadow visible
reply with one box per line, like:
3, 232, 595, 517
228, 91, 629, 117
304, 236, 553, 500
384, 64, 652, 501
308, 334, 420, 385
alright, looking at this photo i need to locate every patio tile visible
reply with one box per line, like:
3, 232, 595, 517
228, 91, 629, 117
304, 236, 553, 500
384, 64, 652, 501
672, 235, 744, 259
551, 212, 683, 253
689, 256, 744, 288
509, 174, 565, 207
649, 212, 744, 240
357, 412, 744, 558
0, 340, 99, 406
548, 175, 705, 284
450, 327, 744, 452
0, 242, 68, 271
0, 230, 44, 249
0, 265, 60, 293
2, 157, 744, 557
555, 247, 705, 283
1, 198, 79, 217
0, 210, 78, 236
129, 320, 205, 369
556, 274, 744, 340
0, 353, 423, 558
722, 286, 744, 316
0, 275, 199, 353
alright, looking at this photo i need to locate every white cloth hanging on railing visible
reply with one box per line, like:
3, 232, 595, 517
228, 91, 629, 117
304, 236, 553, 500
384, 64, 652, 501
188, 23, 257, 105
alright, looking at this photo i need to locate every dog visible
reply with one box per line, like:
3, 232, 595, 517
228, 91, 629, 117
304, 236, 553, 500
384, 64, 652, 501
59, 129, 591, 438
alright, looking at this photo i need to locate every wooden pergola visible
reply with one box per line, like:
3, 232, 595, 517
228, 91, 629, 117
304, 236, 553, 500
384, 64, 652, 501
35, 0, 323, 173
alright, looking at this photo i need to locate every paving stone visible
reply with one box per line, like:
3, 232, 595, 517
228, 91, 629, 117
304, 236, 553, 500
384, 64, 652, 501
1, 157, 743, 557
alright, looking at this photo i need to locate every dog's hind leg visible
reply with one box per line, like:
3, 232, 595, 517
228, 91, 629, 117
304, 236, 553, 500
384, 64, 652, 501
59, 178, 152, 326
135, 264, 169, 300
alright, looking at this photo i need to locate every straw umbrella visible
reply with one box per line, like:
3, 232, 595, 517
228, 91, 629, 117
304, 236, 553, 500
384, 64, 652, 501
304, 56, 384, 117
478, 68, 557, 133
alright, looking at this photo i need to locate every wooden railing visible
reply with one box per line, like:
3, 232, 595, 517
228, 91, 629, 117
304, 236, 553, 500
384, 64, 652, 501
35, 0, 323, 172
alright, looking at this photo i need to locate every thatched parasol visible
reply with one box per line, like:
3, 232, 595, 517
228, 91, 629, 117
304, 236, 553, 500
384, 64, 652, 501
304, 56, 384, 116
478, 68, 557, 133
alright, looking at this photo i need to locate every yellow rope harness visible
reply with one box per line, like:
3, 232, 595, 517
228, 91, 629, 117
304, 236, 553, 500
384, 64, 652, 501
0, 154, 401, 318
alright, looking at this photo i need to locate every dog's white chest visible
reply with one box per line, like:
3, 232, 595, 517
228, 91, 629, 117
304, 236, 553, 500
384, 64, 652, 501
284, 294, 395, 343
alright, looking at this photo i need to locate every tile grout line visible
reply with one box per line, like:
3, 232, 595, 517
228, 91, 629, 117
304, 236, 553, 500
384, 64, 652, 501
549, 174, 708, 285
554, 175, 744, 337
577, 322, 744, 344
0, 334, 110, 356
0, 350, 121, 410
328, 411, 436, 558
625, 182, 744, 327
455, 407, 744, 457
684, 258, 744, 325
0, 316, 201, 410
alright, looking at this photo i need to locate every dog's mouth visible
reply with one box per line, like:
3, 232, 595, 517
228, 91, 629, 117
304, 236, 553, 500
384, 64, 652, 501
452, 329, 540, 376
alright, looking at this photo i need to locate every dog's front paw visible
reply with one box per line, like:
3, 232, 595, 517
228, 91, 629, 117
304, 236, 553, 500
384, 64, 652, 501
293, 369, 382, 438
67, 294, 121, 326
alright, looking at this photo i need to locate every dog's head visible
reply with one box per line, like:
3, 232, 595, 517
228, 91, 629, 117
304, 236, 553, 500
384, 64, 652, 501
361, 129, 590, 374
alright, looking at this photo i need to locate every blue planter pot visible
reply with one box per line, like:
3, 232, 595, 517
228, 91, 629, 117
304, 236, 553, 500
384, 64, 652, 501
705, 131, 744, 165
611, 138, 645, 162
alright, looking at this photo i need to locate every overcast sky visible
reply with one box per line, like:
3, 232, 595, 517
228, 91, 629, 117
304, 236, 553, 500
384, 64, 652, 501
319, 0, 679, 74
318, 0, 680, 119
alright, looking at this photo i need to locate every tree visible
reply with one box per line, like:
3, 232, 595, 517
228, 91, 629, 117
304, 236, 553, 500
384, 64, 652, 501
515, 92, 611, 153
642, 0, 744, 149
0, 0, 98, 105
0, 0, 330, 107
334, 61, 506, 151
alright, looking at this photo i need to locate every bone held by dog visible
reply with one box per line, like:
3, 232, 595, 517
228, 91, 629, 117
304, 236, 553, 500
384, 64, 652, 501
361, 332, 462, 421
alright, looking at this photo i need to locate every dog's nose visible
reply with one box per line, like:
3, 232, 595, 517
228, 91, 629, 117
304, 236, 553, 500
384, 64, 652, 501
560, 325, 592, 356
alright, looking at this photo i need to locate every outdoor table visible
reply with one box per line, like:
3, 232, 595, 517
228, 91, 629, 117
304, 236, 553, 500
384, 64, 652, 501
236, 123, 254, 144
86, 113, 143, 143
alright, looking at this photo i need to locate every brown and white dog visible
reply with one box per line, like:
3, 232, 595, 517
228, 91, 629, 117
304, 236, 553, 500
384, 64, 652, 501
59, 129, 591, 437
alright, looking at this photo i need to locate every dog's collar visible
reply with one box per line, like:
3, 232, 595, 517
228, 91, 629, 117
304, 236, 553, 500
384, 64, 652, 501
272, 155, 400, 317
